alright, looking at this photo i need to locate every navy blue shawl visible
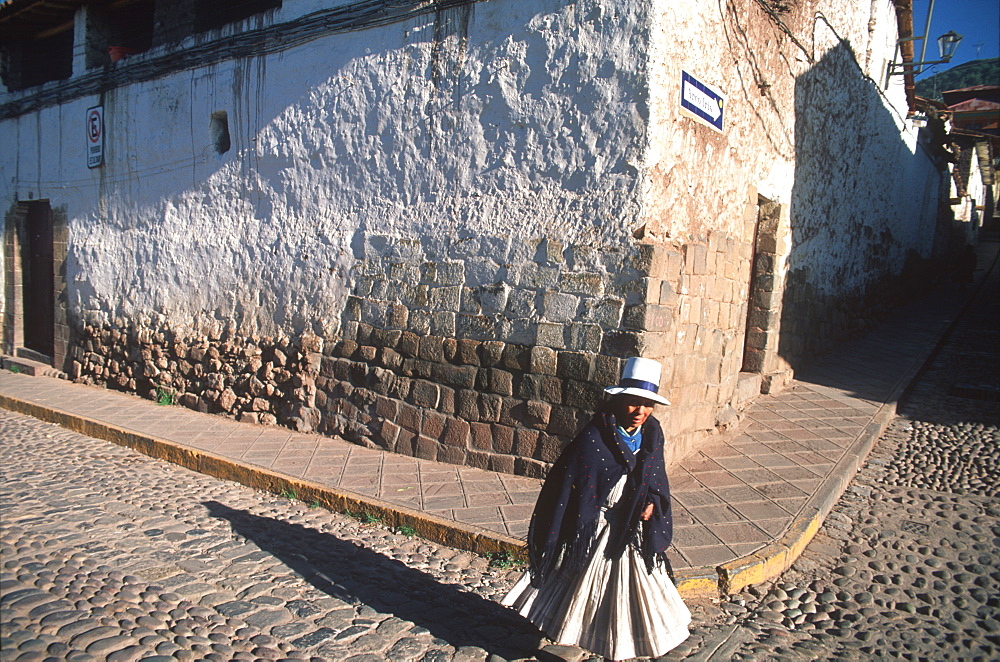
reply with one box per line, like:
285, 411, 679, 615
526, 410, 674, 585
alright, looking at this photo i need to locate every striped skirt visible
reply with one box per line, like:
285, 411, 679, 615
502, 477, 691, 661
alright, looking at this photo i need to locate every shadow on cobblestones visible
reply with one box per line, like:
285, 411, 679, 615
204, 500, 542, 659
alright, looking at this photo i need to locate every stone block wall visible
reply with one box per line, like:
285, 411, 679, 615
68, 226, 760, 477
637, 226, 755, 466
325, 231, 646, 476
340, 230, 757, 470
320, 333, 625, 477
70, 316, 628, 479
68, 230, 646, 478
741, 197, 794, 394
346, 232, 639, 354
71, 322, 327, 430
778, 247, 939, 366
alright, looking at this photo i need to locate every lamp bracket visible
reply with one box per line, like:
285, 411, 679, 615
887, 58, 953, 76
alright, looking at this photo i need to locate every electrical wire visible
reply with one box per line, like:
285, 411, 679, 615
750, 0, 815, 64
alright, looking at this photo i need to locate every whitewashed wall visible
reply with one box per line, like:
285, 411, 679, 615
643, 0, 939, 295
596, 0, 946, 435
2, 0, 652, 340
950, 141, 987, 240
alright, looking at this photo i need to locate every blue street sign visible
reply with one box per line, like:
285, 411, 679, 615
680, 71, 725, 132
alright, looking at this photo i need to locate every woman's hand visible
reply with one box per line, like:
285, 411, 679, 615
640, 502, 655, 521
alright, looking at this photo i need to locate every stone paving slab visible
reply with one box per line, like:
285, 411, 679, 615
2, 240, 995, 597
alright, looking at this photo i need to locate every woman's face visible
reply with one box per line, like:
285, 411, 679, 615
614, 395, 655, 431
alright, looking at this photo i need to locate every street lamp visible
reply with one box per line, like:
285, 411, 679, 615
888, 30, 963, 76
936, 31, 963, 62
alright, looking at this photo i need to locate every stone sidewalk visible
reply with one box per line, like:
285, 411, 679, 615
3, 240, 996, 597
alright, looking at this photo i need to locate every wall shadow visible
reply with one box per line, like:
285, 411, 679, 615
893, 240, 1000, 429
771, 35, 1000, 429
202, 500, 541, 658
779, 39, 949, 375
790, 240, 999, 429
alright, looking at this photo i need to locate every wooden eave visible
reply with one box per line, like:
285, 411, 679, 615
0, 0, 138, 40
892, 0, 918, 114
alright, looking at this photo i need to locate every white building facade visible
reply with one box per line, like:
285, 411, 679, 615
1, 0, 947, 474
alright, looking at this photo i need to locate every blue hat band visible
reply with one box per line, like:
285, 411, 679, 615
619, 378, 659, 394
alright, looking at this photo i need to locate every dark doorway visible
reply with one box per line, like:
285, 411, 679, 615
23, 200, 54, 358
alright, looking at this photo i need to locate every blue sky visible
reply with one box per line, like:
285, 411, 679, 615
911, 0, 1000, 80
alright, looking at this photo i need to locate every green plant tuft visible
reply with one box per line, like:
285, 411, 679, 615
346, 510, 380, 524
155, 386, 175, 406
396, 525, 417, 537
9, 364, 21, 374
486, 551, 525, 569
280, 487, 297, 500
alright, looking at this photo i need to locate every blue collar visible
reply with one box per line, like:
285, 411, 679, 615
615, 425, 643, 454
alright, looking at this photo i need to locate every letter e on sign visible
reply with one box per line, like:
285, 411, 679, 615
87, 106, 104, 168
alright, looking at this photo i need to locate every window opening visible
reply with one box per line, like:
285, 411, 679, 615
152, 0, 280, 47
210, 111, 231, 154
87, 0, 155, 68
2, 27, 73, 91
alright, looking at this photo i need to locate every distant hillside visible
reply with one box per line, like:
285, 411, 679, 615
915, 58, 1000, 100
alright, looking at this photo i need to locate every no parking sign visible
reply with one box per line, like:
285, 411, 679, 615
87, 105, 104, 168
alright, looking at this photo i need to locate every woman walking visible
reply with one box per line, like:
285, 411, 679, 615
502, 357, 690, 661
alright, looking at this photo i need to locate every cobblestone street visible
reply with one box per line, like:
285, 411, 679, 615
3, 401, 753, 662
0, 410, 547, 661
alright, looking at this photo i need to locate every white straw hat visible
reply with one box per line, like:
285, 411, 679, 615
604, 357, 671, 405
